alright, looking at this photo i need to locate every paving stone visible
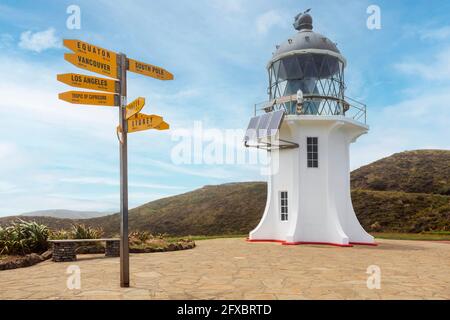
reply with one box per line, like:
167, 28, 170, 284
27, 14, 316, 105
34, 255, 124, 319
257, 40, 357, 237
0, 239, 448, 300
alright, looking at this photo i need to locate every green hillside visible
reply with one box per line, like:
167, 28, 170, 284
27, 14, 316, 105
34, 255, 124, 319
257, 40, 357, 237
1, 150, 449, 236
351, 150, 450, 195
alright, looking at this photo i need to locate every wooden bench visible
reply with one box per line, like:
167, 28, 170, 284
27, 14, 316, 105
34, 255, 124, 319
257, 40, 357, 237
49, 239, 120, 262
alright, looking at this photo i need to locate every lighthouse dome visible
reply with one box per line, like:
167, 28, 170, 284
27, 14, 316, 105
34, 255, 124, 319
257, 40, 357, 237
273, 13, 341, 60
273, 30, 340, 59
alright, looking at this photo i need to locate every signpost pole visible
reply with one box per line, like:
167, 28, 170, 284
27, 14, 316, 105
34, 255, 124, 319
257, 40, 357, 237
118, 53, 129, 288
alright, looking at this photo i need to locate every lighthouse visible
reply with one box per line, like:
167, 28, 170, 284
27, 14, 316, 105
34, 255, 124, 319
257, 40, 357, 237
245, 10, 375, 246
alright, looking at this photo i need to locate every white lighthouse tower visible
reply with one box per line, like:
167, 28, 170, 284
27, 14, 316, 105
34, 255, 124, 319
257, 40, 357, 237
245, 11, 375, 247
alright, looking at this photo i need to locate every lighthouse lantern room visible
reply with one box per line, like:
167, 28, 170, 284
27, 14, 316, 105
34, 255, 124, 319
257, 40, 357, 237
245, 10, 375, 246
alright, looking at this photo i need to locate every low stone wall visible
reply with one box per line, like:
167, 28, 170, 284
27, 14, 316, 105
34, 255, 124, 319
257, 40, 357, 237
52, 242, 76, 262
105, 240, 120, 257
76, 244, 105, 254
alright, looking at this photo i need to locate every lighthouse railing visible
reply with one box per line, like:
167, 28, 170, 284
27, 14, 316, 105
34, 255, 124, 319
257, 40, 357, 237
254, 95, 367, 124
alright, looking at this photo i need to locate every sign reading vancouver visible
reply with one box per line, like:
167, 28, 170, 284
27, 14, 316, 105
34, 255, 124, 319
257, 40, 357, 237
64, 53, 118, 79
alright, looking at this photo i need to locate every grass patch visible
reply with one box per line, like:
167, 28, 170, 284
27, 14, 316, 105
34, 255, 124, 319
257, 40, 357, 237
166, 234, 247, 242
373, 232, 450, 241
174, 233, 450, 242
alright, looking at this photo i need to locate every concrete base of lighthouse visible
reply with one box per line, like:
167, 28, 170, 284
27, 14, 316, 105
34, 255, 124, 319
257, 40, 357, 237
249, 115, 375, 247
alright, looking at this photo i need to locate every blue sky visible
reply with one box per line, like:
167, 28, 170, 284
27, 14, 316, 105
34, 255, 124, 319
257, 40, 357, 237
0, 0, 449, 216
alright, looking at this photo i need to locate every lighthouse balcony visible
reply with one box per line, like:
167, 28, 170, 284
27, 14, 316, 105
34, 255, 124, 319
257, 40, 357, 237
254, 94, 367, 124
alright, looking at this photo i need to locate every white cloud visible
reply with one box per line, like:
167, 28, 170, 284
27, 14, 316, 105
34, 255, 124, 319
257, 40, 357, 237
395, 46, 450, 81
18, 28, 60, 53
256, 10, 285, 35
350, 90, 450, 170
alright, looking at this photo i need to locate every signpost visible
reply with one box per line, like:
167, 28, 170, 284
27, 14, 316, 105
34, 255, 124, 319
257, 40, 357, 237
58, 39, 173, 288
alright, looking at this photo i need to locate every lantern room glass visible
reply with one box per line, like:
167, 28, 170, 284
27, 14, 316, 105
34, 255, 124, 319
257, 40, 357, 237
268, 53, 345, 115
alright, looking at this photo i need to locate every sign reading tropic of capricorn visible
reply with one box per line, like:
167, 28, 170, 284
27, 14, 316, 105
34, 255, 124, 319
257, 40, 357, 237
57, 39, 174, 288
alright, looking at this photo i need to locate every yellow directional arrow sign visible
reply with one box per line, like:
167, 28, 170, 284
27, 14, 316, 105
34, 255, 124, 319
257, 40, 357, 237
127, 58, 174, 81
155, 121, 170, 130
59, 91, 119, 106
127, 113, 165, 133
126, 97, 145, 119
64, 39, 117, 66
57, 73, 119, 93
65, 53, 118, 79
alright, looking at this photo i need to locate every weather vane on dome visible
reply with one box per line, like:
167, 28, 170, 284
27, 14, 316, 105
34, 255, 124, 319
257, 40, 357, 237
293, 8, 313, 31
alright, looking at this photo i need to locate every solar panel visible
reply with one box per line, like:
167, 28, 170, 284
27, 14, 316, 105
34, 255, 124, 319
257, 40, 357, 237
244, 110, 284, 143
267, 110, 284, 137
257, 113, 273, 139
244, 116, 260, 142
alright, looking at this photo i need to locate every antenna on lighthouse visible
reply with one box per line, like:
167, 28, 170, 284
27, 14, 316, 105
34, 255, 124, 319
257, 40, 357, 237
296, 89, 304, 114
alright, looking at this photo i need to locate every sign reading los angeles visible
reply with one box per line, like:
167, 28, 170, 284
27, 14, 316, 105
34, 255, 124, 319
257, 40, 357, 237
128, 58, 174, 81
126, 97, 145, 119
59, 91, 119, 106
57, 73, 119, 93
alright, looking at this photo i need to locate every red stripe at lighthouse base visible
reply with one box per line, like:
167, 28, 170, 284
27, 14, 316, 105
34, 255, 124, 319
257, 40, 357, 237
349, 242, 378, 246
246, 238, 377, 247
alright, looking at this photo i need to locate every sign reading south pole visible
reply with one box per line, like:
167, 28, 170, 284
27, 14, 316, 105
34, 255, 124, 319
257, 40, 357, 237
57, 73, 119, 93
128, 58, 174, 81
59, 91, 120, 106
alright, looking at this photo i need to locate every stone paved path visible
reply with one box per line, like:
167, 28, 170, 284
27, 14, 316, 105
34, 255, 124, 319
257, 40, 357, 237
0, 238, 449, 300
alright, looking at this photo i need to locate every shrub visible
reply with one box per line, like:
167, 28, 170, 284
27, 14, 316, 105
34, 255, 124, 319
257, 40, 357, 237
70, 224, 104, 239
129, 231, 152, 243
0, 220, 50, 255
49, 229, 71, 240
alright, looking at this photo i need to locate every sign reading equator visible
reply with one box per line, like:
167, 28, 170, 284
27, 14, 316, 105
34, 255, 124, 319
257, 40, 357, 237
59, 91, 119, 106
65, 53, 118, 79
128, 58, 174, 80
57, 73, 119, 93
64, 39, 117, 65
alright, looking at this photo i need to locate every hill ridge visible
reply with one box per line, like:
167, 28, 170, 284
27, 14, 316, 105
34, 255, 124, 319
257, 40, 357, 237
1, 150, 449, 235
